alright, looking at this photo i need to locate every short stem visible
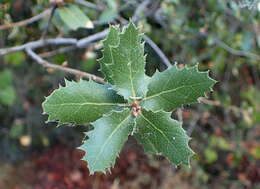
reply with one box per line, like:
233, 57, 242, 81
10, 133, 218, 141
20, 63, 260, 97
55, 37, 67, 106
117, 103, 132, 107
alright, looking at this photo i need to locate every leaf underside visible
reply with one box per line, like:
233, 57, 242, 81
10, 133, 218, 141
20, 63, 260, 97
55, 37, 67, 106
143, 64, 217, 112
80, 109, 134, 174
135, 109, 194, 165
43, 79, 125, 125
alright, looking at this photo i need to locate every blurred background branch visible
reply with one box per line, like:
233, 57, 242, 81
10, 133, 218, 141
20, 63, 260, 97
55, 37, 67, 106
25, 48, 105, 83
0, 9, 51, 30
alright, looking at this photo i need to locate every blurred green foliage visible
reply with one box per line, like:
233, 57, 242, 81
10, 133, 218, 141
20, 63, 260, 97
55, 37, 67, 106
0, 70, 16, 106
53, 4, 93, 32
0, 0, 259, 188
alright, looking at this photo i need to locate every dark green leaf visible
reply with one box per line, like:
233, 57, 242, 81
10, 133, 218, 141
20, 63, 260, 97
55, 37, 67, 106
135, 109, 194, 165
143, 65, 216, 112
80, 109, 134, 174
99, 26, 120, 83
108, 22, 150, 100
43, 79, 125, 125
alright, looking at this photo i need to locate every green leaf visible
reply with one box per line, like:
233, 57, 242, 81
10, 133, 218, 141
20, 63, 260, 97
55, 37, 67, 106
0, 69, 13, 89
108, 22, 150, 100
204, 148, 218, 163
55, 4, 93, 31
0, 87, 16, 106
80, 109, 134, 174
43, 79, 125, 125
4, 51, 25, 66
99, 26, 120, 83
0, 69, 16, 106
135, 110, 194, 165
134, 131, 159, 154
9, 123, 24, 139
98, 0, 118, 24
142, 65, 216, 112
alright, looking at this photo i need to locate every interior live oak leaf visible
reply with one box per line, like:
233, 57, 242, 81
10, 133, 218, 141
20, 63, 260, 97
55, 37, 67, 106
99, 25, 120, 84
42, 21, 216, 174
79, 109, 135, 174
42, 79, 126, 126
142, 64, 216, 112
104, 22, 150, 100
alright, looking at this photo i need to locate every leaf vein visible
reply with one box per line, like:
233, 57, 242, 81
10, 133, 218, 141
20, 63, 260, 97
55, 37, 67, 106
144, 81, 210, 100
91, 114, 132, 168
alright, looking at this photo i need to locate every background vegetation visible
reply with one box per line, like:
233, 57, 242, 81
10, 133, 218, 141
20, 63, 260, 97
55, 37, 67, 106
0, 0, 259, 188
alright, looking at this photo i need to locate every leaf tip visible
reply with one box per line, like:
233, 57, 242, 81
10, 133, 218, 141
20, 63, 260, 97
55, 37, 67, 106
85, 20, 94, 29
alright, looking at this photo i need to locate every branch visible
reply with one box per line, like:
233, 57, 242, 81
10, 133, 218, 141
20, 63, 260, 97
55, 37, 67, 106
41, 5, 57, 39
213, 36, 260, 60
143, 35, 172, 68
0, 38, 77, 56
0, 9, 51, 30
198, 97, 243, 113
118, 1, 172, 68
77, 29, 108, 48
132, 0, 151, 22
0, 29, 109, 84
28, 30, 172, 70
187, 97, 247, 136
25, 48, 105, 84
200, 32, 260, 60
39, 34, 173, 70
0, 29, 109, 57
39, 46, 76, 58
75, 0, 102, 10
0, 8, 173, 83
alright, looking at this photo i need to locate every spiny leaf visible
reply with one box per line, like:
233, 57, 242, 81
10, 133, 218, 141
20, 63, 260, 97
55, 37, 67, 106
135, 109, 194, 165
108, 22, 150, 100
134, 132, 159, 154
80, 109, 134, 174
142, 64, 217, 112
43, 79, 125, 126
99, 25, 120, 83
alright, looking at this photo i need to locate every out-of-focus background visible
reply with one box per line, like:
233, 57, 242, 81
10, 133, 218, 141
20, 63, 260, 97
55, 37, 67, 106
0, 0, 259, 188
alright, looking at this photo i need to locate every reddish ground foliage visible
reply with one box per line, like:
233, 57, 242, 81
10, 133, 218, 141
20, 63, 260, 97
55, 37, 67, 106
0, 143, 259, 189
0, 143, 165, 189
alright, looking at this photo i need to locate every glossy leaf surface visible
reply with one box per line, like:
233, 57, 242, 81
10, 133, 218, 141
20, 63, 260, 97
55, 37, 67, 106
80, 109, 134, 174
143, 65, 216, 112
43, 79, 125, 125
135, 110, 194, 165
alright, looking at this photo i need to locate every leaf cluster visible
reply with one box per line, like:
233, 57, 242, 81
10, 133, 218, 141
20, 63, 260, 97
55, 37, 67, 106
43, 22, 216, 174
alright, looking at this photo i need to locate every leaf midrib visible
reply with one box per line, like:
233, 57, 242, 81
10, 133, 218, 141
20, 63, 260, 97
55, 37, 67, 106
128, 61, 136, 98
140, 113, 191, 164
140, 113, 174, 148
144, 81, 210, 100
91, 113, 132, 168
45, 102, 121, 106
